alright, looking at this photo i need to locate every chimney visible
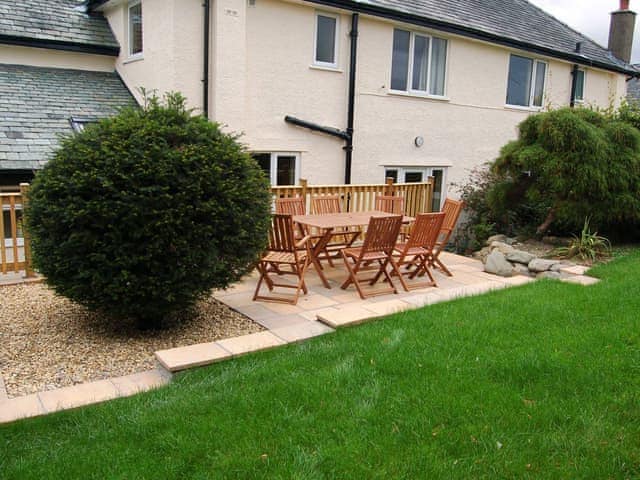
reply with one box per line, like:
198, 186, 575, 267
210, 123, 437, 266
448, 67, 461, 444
608, 0, 636, 63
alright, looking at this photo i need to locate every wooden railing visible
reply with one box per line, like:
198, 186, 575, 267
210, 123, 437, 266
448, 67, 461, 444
271, 178, 434, 216
0, 183, 34, 277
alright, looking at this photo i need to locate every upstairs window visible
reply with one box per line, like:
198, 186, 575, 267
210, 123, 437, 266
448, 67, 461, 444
314, 13, 339, 68
574, 69, 585, 103
128, 1, 143, 57
390, 29, 447, 96
506, 54, 546, 108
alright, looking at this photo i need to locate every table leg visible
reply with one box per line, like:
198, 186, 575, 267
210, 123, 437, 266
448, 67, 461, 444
309, 228, 333, 289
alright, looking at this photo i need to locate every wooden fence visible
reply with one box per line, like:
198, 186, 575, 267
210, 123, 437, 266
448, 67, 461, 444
271, 178, 434, 217
0, 183, 34, 277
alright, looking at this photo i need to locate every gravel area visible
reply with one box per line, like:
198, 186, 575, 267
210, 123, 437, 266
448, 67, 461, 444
0, 284, 263, 398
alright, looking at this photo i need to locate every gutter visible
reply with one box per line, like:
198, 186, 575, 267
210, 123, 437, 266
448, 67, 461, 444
0, 34, 119, 57
303, 0, 639, 77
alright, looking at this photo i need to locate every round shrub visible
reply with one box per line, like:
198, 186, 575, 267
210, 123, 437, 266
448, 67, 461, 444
27, 93, 271, 327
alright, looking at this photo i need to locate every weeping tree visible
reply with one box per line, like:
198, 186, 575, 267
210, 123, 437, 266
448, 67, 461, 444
27, 93, 271, 328
489, 107, 640, 235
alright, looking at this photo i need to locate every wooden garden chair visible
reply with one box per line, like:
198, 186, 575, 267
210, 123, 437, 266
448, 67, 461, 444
275, 197, 307, 240
375, 195, 404, 214
428, 198, 464, 276
253, 214, 313, 305
389, 212, 445, 291
310, 195, 361, 266
340, 215, 404, 299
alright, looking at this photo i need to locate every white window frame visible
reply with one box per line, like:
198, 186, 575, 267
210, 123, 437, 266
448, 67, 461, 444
313, 12, 340, 69
127, 0, 143, 59
505, 54, 547, 109
255, 152, 301, 186
574, 68, 586, 103
389, 28, 448, 98
383, 166, 448, 210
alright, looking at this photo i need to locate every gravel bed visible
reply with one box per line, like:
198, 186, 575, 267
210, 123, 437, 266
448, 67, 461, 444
0, 284, 263, 398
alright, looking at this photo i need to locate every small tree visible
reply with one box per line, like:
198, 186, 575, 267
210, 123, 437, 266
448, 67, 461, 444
27, 93, 271, 328
489, 107, 640, 235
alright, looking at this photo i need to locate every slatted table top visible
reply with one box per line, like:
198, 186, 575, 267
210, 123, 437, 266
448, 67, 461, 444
293, 211, 414, 229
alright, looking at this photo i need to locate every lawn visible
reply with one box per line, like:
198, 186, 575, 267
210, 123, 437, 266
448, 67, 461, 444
2, 253, 639, 479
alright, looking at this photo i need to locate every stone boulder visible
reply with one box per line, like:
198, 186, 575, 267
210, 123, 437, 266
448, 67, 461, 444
484, 250, 514, 277
505, 250, 536, 265
486, 234, 508, 245
490, 241, 515, 255
528, 258, 559, 273
536, 271, 562, 280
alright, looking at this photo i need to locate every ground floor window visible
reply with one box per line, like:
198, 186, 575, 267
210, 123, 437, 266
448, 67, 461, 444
252, 152, 300, 186
384, 166, 447, 212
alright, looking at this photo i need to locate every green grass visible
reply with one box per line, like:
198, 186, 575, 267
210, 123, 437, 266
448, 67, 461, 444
2, 253, 640, 479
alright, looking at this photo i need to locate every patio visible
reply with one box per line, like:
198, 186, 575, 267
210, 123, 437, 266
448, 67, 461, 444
214, 252, 535, 331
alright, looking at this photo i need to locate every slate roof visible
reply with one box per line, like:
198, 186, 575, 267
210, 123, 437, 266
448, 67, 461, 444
307, 0, 636, 74
0, 0, 118, 53
0, 64, 136, 171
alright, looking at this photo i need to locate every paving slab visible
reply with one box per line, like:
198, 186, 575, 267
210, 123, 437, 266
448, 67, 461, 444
252, 313, 310, 330
0, 374, 7, 401
316, 304, 381, 328
216, 331, 286, 356
155, 342, 232, 372
38, 379, 120, 412
271, 321, 335, 343
110, 369, 171, 397
560, 275, 600, 286
362, 299, 413, 316
560, 265, 590, 275
0, 394, 46, 423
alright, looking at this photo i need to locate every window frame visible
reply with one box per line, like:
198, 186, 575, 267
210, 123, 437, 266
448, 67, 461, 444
383, 166, 448, 211
253, 152, 301, 186
313, 11, 340, 69
574, 68, 586, 103
127, 0, 143, 59
505, 54, 547, 109
389, 28, 449, 98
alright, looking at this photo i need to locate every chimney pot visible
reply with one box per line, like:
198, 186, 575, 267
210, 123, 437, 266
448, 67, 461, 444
621, 0, 630, 10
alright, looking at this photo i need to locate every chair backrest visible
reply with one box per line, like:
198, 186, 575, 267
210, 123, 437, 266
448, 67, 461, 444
441, 198, 464, 232
275, 197, 306, 215
311, 195, 342, 214
360, 215, 403, 256
405, 212, 446, 251
375, 195, 404, 214
267, 214, 297, 253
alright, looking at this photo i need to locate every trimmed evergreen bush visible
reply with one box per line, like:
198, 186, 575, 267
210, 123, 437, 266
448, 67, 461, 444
486, 107, 640, 236
27, 93, 271, 327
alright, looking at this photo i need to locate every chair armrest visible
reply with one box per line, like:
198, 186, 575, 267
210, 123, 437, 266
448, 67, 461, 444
295, 235, 313, 249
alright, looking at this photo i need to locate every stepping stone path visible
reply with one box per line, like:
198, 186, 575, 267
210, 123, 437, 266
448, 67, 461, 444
0, 252, 599, 425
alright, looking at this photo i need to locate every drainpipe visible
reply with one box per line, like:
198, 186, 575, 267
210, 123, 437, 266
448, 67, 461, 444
202, 0, 210, 119
344, 13, 359, 184
570, 42, 582, 108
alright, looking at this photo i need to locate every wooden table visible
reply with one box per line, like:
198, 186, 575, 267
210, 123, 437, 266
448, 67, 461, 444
293, 211, 414, 289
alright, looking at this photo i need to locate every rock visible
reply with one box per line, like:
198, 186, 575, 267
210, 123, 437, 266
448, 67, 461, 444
550, 263, 565, 272
484, 250, 514, 277
512, 263, 532, 276
486, 234, 508, 245
490, 241, 515, 255
528, 258, 558, 272
473, 246, 492, 262
536, 271, 562, 280
505, 250, 536, 265
505, 237, 518, 246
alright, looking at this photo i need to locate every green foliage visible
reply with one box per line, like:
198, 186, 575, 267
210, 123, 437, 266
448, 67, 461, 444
489, 107, 640, 236
556, 218, 612, 263
27, 92, 271, 327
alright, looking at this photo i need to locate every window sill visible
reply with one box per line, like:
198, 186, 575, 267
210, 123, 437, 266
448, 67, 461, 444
387, 90, 450, 102
309, 64, 343, 73
123, 54, 144, 65
504, 104, 543, 112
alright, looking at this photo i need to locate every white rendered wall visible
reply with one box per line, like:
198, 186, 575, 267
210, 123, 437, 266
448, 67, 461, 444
103, 0, 204, 111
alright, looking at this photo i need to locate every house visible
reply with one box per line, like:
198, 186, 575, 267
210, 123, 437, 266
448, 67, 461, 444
0, 0, 136, 187
1, 0, 637, 211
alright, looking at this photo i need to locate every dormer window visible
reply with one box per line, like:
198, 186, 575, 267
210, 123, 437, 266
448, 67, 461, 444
128, 1, 143, 57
